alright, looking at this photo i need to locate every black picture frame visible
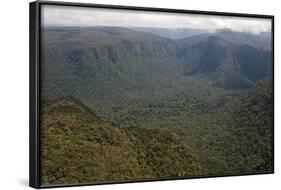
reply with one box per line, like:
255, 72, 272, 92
30, 1, 274, 188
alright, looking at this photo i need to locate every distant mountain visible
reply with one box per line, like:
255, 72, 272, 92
41, 26, 272, 122
215, 30, 272, 51
40, 27, 273, 179
41, 27, 180, 110
41, 97, 201, 184
130, 27, 208, 39
179, 35, 272, 89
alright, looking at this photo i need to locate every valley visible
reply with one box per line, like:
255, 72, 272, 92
40, 26, 273, 184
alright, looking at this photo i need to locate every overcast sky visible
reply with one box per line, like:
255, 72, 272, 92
42, 5, 271, 34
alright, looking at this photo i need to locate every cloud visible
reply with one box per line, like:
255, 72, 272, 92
42, 4, 271, 34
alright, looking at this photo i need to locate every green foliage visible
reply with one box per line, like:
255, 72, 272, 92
41, 27, 272, 126
41, 97, 201, 185
40, 27, 273, 184
220, 78, 273, 173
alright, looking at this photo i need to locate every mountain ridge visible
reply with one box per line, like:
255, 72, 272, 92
40, 26, 273, 182
41, 97, 202, 184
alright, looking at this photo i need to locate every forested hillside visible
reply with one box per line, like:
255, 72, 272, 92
40, 26, 273, 185
41, 27, 272, 124
221, 78, 273, 173
41, 97, 201, 184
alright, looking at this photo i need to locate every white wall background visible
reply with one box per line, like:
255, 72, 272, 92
0, 0, 279, 189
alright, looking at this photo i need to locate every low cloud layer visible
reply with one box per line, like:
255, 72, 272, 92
42, 5, 271, 34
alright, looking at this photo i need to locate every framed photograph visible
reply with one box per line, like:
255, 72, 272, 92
29, 1, 274, 188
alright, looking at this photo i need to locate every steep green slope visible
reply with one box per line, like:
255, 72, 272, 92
41, 27, 178, 99
179, 35, 272, 89
41, 97, 201, 185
